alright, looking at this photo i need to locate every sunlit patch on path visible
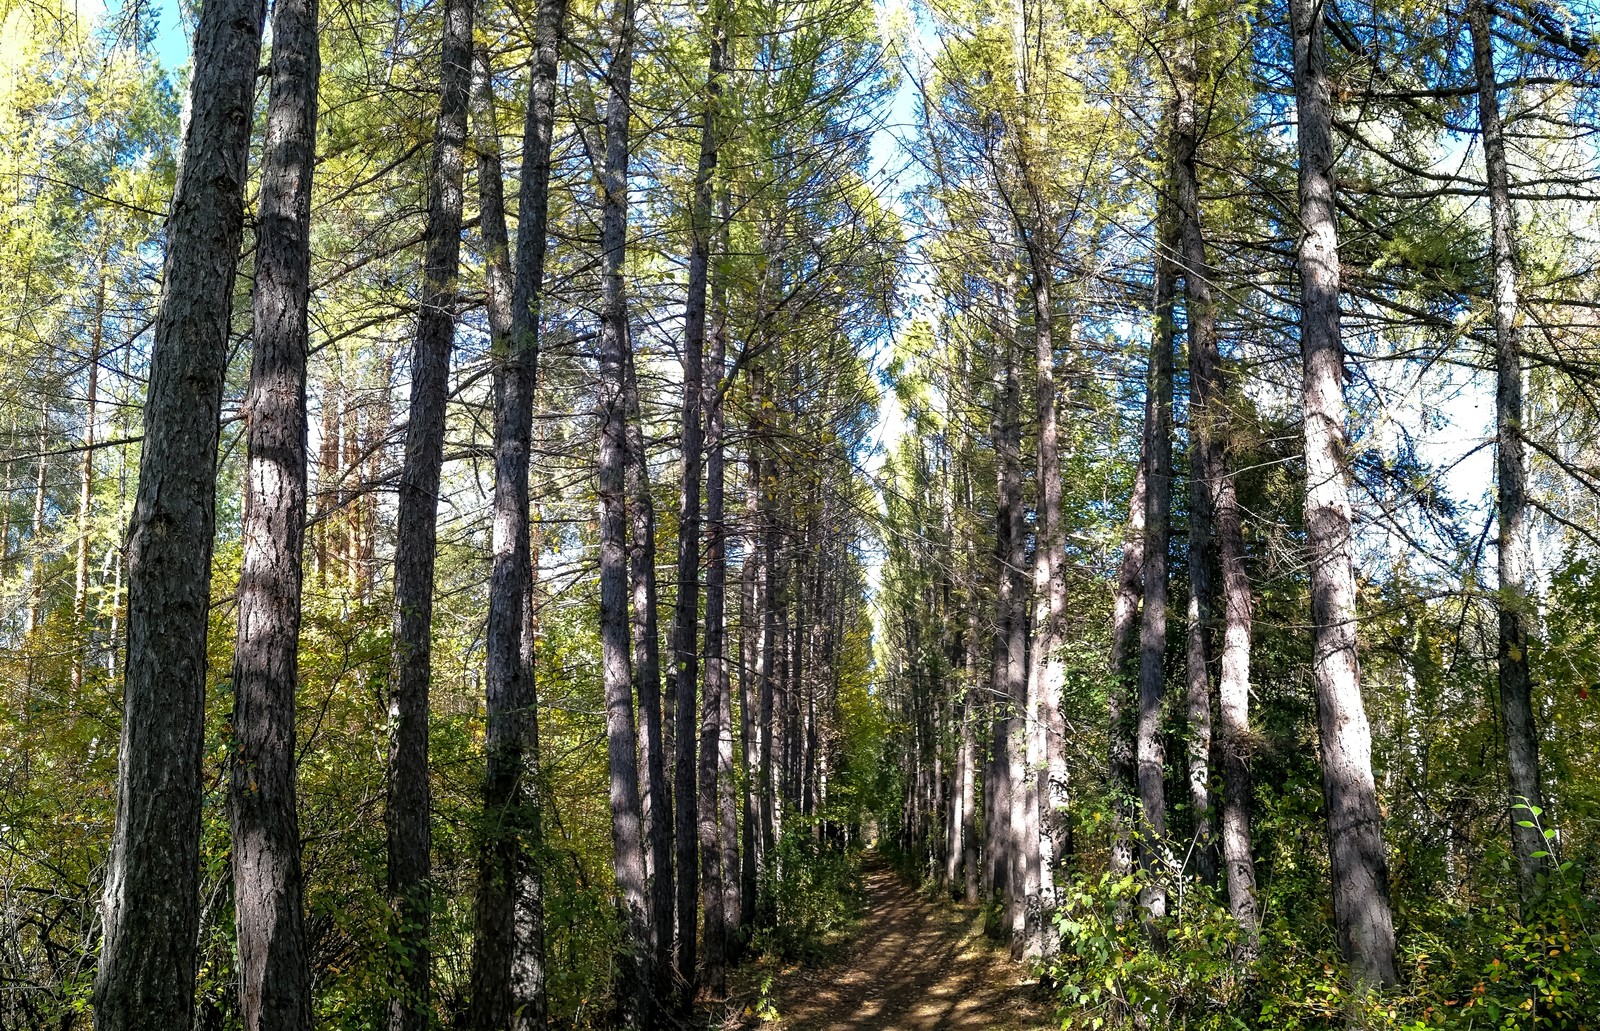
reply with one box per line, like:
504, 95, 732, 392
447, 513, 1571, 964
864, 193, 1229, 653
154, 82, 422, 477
732, 859, 1052, 1031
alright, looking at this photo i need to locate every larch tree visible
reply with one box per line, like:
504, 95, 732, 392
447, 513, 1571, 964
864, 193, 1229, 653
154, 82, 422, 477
384, 0, 474, 1022
1468, 0, 1550, 903
1289, 0, 1399, 987
592, 0, 653, 1021
93, 0, 267, 1025
463, 0, 567, 1016
226, 0, 320, 1024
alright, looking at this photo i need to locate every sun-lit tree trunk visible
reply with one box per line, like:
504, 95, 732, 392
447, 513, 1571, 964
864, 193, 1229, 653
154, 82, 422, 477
384, 0, 473, 1021
1289, 0, 1398, 987
1029, 244, 1068, 954
1469, 0, 1550, 905
313, 375, 339, 586
787, 548, 808, 811
227, 0, 318, 1026
759, 505, 780, 896
594, 0, 652, 1020
944, 649, 969, 891
93, 0, 265, 1022
465, 44, 519, 1029
0, 414, 15, 575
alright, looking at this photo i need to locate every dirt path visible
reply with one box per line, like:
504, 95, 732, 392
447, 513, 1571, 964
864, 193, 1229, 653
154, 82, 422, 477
735, 861, 1053, 1031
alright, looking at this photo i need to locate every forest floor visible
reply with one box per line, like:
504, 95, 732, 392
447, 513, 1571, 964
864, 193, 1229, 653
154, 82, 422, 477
720, 858, 1055, 1031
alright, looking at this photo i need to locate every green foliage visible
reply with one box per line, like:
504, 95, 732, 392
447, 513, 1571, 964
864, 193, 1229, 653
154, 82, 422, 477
1048, 862, 1600, 1031
752, 828, 866, 964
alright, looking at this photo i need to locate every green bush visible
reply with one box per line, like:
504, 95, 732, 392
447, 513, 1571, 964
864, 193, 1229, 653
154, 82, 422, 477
751, 825, 865, 963
1047, 865, 1600, 1031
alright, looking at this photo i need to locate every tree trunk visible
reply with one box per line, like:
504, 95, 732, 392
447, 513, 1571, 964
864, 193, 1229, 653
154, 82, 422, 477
739, 444, 763, 931
595, 0, 652, 1021
384, 0, 473, 1021
623, 333, 673, 988
787, 550, 808, 811
0, 413, 15, 574
1171, 80, 1216, 895
93, 0, 265, 1023
515, 446, 550, 1028
508, 1, 563, 1015
26, 409, 47, 635
987, 294, 1025, 927
1470, 0, 1550, 905
1136, 186, 1177, 929
759, 511, 780, 894
700, 174, 734, 996
314, 373, 340, 586
961, 504, 982, 905
465, 0, 563, 1015
73, 271, 105, 694
227, 0, 318, 1027
1028, 239, 1068, 955
944, 665, 967, 890
1108, 399, 1148, 890
1289, 0, 1399, 987
1172, 35, 1257, 934
674, 14, 724, 996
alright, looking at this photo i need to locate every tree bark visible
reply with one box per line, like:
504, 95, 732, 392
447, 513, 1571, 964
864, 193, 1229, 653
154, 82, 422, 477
700, 164, 734, 997
987, 286, 1025, 929
1108, 413, 1148, 890
1289, 0, 1399, 987
675, 13, 724, 997
623, 330, 673, 988
759, 510, 780, 897
739, 444, 764, 932
595, 0, 653, 1019
385, 0, 473, 1023
465, 0, 564, 1015
227, 0, 318, 1027
1137, 185, 1177, 929
93, 0, 265, 1023
961, 473, 982, 906
1469, 0, 1550, 905
73, 270, 105, 694
1172, 34, 1257, 933
514, 455, 550, 1027
1172, 70, 1215, 895
1013, 235, 1059, 959
26, 409, 46, 635
710, 196, 742, 955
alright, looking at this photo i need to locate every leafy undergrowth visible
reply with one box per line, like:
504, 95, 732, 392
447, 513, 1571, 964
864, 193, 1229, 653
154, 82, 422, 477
1047, 868, 1600, 1031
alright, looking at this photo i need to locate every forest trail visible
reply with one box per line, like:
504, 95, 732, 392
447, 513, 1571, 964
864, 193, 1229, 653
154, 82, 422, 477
740, 859, 1053, 1031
